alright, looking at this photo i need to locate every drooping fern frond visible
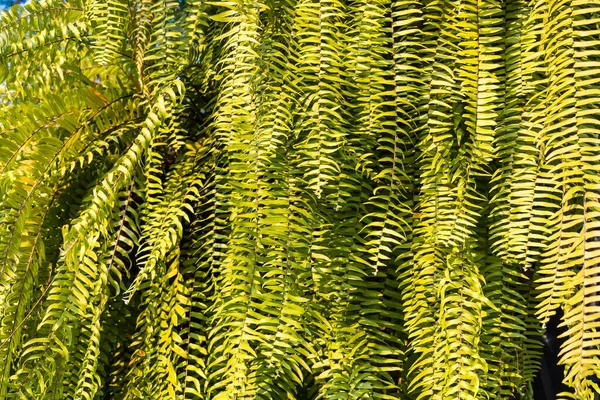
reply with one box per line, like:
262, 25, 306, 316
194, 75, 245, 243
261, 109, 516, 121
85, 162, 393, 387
86, 0, 129, 65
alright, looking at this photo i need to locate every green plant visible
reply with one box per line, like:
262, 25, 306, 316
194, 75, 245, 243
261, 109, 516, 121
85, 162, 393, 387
0, 0, 598, 399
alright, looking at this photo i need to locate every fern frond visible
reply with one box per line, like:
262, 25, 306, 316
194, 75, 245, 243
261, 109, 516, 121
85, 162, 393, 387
86, 0, 130, 65
293, 0, 348, 200
405, 0, 503, 396
202, 1, 267, 397
547, 1, 600, 396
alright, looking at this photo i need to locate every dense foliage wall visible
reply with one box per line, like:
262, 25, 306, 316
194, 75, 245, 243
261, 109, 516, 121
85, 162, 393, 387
0, 0, 598, 399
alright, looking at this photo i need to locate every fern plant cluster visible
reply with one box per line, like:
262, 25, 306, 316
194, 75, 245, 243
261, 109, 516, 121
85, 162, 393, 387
0, 0, 598, 398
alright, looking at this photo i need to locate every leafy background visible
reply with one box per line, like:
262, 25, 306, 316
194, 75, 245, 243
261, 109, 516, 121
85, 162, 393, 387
0, 0, 599, 399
